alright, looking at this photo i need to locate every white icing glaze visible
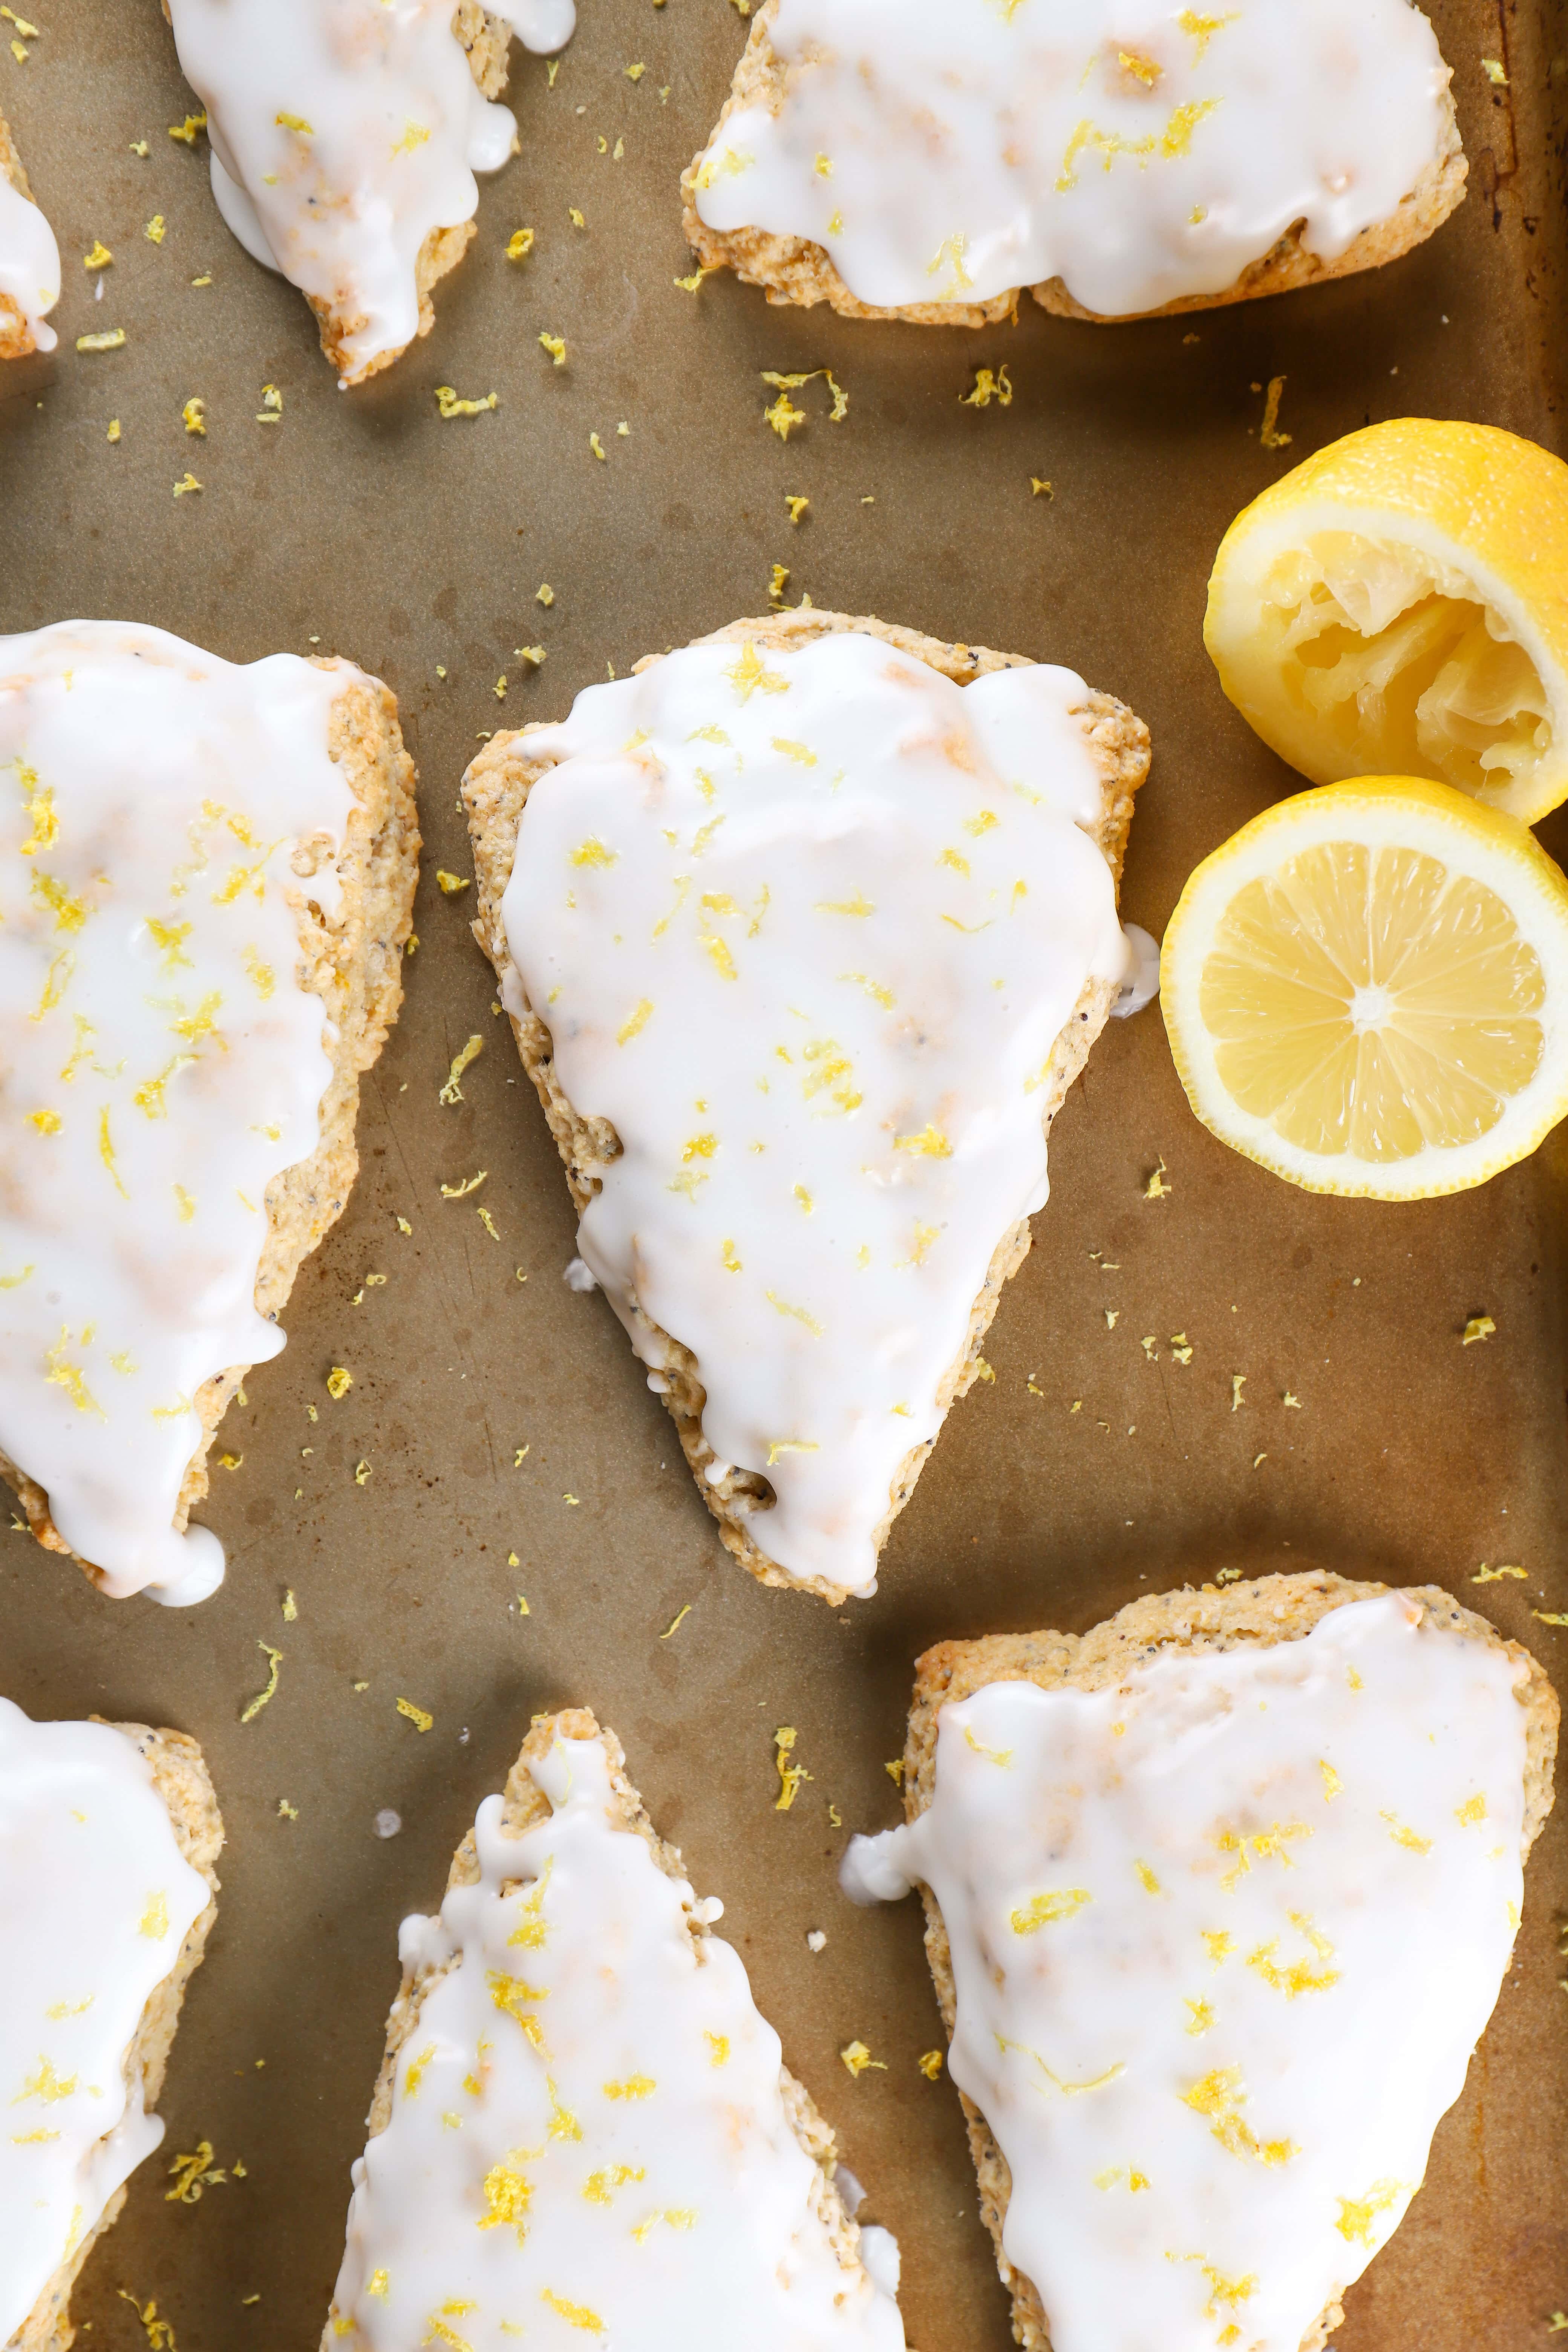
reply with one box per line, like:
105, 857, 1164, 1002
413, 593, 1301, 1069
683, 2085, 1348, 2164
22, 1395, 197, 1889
0, 1699, 210, 2343
842, 1594, 1531, 2352
328, 1734, 905, 2351
1111, 920, 1161, 1019
496, 631, 1127, 1596
0, 620, 364, 1604
0, 162, 60, 355
694, 0, 1453, 319
164, 0, 574, 384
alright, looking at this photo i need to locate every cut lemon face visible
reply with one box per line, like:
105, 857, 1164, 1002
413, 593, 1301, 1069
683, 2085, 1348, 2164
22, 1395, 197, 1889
1161, 777, 1568, 1198
1205, 421, 1568, 824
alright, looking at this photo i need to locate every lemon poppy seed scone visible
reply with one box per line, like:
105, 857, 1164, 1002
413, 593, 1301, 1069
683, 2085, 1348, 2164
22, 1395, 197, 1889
464, 609, 1148, 1604
0, 110, 60, 360
1, 1700, 223, 2352
159, 0, 575, 387
683, 0, 1464, 328
323, 1709, 906, 2351
842, 1574, 1557, 2352
0, 621, 419, 1605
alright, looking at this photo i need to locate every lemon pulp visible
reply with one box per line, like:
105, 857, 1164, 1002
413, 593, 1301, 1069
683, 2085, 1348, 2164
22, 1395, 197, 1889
1259, 533, 1553, 801
1198, 839, 1545, 1162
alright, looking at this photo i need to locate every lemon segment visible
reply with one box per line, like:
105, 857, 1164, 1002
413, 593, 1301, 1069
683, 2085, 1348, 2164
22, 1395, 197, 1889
1161, 776, 1568, 1198
1205, 421, 1568, 824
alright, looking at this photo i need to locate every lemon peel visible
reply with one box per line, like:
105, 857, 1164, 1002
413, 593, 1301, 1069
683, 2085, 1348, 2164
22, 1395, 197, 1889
1205, 420, 1568, 823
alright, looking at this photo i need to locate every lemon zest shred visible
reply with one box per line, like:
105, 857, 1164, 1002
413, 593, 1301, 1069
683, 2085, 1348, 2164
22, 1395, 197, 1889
240, 1644, 283, 1724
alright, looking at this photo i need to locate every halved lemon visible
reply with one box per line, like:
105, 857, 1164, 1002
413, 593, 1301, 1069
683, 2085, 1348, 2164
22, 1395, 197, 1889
1161, 776, 1568, 1198
1205, 421, 1568, 824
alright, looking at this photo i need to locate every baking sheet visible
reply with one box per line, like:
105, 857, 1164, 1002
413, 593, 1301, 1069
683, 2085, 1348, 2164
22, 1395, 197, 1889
3, 1, 1568, 2344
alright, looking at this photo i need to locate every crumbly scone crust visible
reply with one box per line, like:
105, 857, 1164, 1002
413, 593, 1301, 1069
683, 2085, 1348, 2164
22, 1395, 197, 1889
0, 110, 31, 202
12, 1724, 224, 2352
321, 1707, 875, 2350
463, 607, 1148, 1604
0, 665, 420, 1596
680, 0, 1467, 327
899, 1572, 1560, 2352
0, 108, 43, 361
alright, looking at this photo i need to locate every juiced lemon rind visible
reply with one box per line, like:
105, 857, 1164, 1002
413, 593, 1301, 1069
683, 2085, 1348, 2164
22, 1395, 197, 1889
1205, 421, 1568, 826
1161, 776, 1568, 1200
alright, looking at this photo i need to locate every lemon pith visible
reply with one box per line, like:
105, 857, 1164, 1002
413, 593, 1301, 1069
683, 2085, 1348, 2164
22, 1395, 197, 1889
1161, 776, 1568, 1199
1205, 421, 1568, 825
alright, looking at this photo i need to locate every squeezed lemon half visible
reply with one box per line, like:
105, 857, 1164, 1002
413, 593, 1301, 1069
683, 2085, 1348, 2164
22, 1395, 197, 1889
1161, 777, 1568, 1198
1205, 421, 1568, 824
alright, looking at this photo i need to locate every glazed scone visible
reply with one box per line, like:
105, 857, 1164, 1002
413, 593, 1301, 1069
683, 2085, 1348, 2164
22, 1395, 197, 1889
684, 0, 1465, 327
842, 1574, 1559, 2352
464, 609, 1148, 1605
0, 110, 60, 359
159, 0, 574, 386
0, 620, 419, 1604
1, 1701, 223, 2352
323, 1708, 906, 2351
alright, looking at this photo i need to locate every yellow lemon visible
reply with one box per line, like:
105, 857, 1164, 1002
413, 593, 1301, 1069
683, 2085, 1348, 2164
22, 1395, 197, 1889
1160, 776, 1568, 1198
1205, 420, 1568, 824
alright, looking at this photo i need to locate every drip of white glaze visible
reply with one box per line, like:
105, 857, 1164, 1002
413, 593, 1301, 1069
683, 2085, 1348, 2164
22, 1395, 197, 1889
327, 1734, 905, 2350
0, 620, 363, 1603
842, 1594, 1532, 2352
1112, 921, 1160, 1017
694, 0, 1453, 318
496, 631, 1128, 1596
0, 1699, 210, 2344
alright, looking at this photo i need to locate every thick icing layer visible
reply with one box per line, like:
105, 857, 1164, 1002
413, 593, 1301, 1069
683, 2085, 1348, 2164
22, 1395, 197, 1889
498, 632, 1128, 1595
164, 0, 574, 384
694, 0, 1453, 319
842, 1594, 1531, 2352
328, 1734, 905, 2351
0, 162, 60, 355
0, 620, 362, 1603
0, 1700, 210, 2344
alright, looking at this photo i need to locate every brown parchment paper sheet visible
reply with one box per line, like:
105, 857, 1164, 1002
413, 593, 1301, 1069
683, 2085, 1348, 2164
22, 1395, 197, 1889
2, 2, 1567, 2346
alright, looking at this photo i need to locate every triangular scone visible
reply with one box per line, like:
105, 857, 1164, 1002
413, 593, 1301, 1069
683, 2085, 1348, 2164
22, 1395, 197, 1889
323, 1709, 906, 2351
842, 1574, 1559, 2352
0, 621, 418, 1604
0, 1701, 222, 2352
159, 0, 573, 387
682, 0, 1465, 328
0, 110, 60, 359
464, 609, 1148, 1603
